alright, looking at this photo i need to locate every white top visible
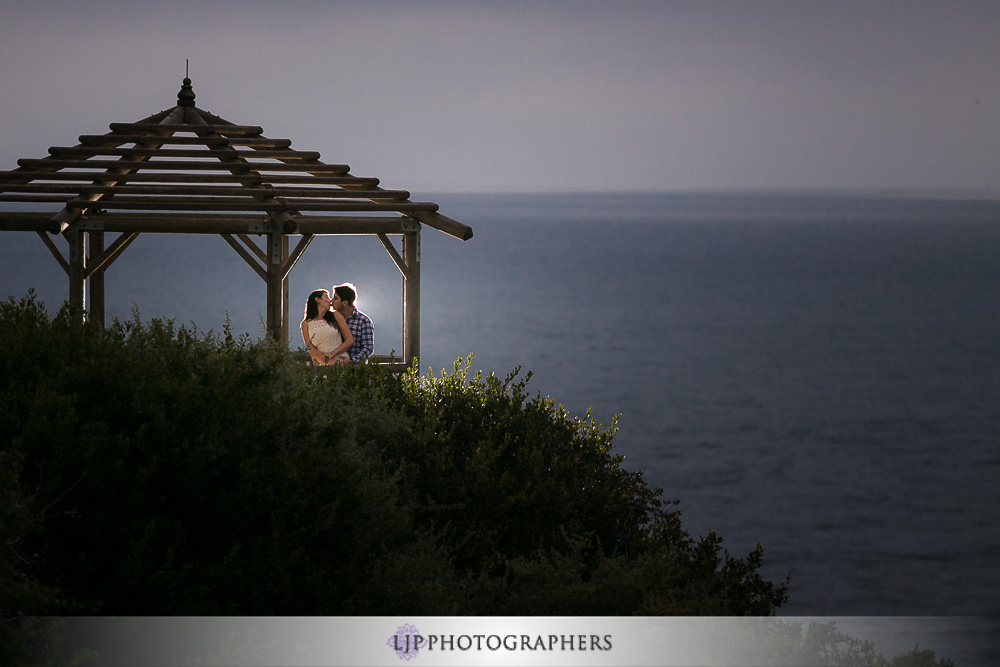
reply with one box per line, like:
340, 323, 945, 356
306, 319, 349, 363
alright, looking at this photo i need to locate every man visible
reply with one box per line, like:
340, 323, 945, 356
331, 282, 374, 363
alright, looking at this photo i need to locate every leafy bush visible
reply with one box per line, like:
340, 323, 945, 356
352, 357, 789, 615
1, 292, 788, 626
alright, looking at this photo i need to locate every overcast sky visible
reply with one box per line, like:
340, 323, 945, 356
1, 0, 998, 194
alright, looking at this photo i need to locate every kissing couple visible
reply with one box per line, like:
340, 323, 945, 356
300, 282, 374, 366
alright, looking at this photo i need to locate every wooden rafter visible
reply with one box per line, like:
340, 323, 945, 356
35, 231, 69, 274
221, 234, 267, 281
85, 232, 139, 279
377, 232, 406, 276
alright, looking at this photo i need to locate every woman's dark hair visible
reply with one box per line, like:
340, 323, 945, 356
304, 289, 337, 325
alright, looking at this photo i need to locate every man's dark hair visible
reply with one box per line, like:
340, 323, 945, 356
334, 283, 357, 306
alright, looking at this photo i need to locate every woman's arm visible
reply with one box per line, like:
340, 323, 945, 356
301, 319, 311, 348
302, 320, 326, 365
330, 311, 354, 360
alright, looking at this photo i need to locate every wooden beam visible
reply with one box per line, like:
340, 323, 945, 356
176, 111, 302, 236
367, 355, 410, 373
232, 137, 293, 149
36, 231, 69, 275
1, 213, 66, 234
235, 233, 267, 263
109, 123, 264, 136
61, 198, 439, 215
79, 134, 293, 149
1, 170, 256, 184
2, 184, 96, 194
16, 159, 351, 173
67, 199, 286, 211
1, 170, 380, 187
280, 233, 314, 280
282, 269, 290, 341
80, 133, 229, 147
47, 147, 323, 161
3, 184, 271, 196
272, 200, 439, 212
2, 184, 412, 200
377, 232, 406, 276
0, 194, 74, 202
48, 208, 81, 234
268, 152, 472, 241
265, 232, 288, 340
402, 230, 420, 367
90, 231, 105, 329
67, 228, 86, 316
295, 217, 419, 235
264, 174, 381, 186
221, 233, 267, 280
44, 118, 177, 234
0, 110, 169, 186
85, 232, 139, 278
270, 187, 409, 199
410, 210, 474, 241
1, 212, 419, 235
144, 106, 185, 130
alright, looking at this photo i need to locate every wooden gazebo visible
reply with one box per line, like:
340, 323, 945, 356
0, 77, 472, 367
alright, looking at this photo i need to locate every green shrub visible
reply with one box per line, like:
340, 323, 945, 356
1, 292, 788, 621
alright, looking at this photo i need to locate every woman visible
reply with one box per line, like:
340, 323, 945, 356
301, 289, 353, 366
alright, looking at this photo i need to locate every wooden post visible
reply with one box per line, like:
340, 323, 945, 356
402, 229, 420, 367
67, 227, 86, 320
90, 230, 105, 329
280, 233, 288, 341
265, 231, 288, 341
282, 257, 290, 343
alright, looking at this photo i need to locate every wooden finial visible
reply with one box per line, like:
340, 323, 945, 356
177, 70, 196, 107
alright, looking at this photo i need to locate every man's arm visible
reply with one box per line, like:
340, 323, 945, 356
356, 317, 374, 361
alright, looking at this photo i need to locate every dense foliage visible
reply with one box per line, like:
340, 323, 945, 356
1, 295, 964, 666
2, 294, 795, 658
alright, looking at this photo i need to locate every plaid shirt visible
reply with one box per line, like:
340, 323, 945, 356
344, 308, 374, 362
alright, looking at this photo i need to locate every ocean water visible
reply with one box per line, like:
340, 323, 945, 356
3, 191, 999, 620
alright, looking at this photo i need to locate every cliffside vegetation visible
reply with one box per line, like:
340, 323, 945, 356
1, 295, 964, 666
2, 293, 789, 618
1, 293, 796, 661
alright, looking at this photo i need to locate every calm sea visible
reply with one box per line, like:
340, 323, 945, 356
3, 191, 999, 621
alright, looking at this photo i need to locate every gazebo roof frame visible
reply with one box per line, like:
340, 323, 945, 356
0, 77, 472, 366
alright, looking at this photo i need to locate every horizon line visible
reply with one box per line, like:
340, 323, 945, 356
415, 186, 1000, 200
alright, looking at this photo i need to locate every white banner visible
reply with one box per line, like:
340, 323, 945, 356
48, 616, 997, 666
